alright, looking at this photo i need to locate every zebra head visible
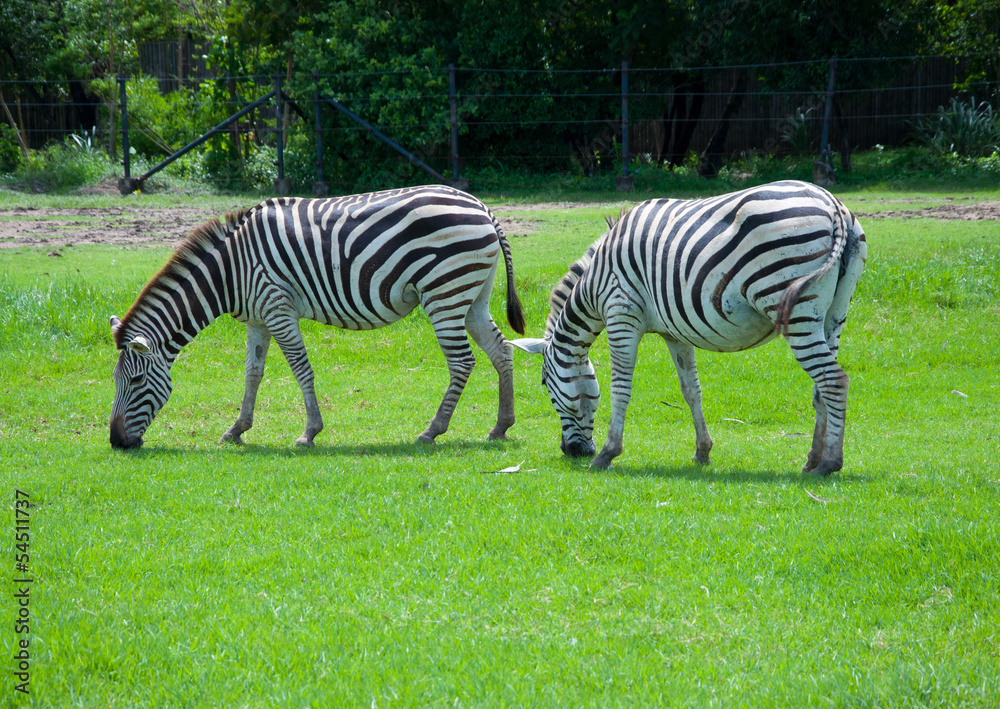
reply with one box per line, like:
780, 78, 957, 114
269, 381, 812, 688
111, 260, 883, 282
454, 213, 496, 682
109, 316, 173, 450
511, 338, 600, 458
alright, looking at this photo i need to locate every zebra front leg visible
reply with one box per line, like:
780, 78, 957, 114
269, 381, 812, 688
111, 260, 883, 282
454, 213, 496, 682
591, 320, 642, 470
220, 322, 271, 445
465, 299, 515, 441
664, 340, 713, 465
418, 314, 476, 444
268, 316, 324, 447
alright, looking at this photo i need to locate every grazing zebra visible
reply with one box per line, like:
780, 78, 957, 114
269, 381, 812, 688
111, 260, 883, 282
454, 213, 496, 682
110, 185, 525, 450
511, 180, 867, 475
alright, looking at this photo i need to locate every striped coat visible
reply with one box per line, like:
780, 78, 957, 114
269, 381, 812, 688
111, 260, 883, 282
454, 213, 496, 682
110, 185, 524, 449
512, 180, 867, 474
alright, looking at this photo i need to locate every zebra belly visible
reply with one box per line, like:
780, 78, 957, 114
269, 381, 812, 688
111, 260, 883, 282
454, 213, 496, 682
654, 307, 778, 353
306, 289, 420, 330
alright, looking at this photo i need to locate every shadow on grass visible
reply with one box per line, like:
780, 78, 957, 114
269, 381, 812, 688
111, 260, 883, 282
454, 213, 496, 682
603, 462, 876, 485
124, 436, 523, 460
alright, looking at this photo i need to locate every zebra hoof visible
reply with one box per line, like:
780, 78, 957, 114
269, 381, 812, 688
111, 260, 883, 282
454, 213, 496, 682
808, 461, 840, 477
416, 433, 436, 445
693, 451, 711, 465
590, 453, 614, 470
293, 438, 316, 448
220, 432, 244, 445
486, 431, 508, 442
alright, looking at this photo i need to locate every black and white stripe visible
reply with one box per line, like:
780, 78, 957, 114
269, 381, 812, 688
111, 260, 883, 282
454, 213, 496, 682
512, 180, 867, 474
110, 185, 525, 449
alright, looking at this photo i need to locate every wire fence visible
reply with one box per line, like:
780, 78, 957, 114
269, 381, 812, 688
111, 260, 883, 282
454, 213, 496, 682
2, 52, 996, 187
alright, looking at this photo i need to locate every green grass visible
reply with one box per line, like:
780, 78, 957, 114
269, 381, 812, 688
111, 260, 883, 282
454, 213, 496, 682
1, 191, 999, 707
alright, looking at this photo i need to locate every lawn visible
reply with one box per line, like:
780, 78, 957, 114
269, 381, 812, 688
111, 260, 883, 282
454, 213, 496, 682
1, 184, 999, 707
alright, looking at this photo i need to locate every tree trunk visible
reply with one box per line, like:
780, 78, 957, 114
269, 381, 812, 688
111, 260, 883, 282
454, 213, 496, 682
834, 100, 851, 172
698, 73, 747, 178
0, 91, 29, 157
663, 74, 705, 167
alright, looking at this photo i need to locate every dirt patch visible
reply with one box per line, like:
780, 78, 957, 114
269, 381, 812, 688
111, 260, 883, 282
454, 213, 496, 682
855, 202, 1000, 220
0, 206, 218, 248
495, 215, 542, 237
0, 204, 553, 248
3, 197, 997, 250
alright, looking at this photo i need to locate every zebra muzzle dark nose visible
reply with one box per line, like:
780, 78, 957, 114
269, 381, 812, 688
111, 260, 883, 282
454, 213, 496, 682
561, 437, 596, 458
110, 415, 142, 450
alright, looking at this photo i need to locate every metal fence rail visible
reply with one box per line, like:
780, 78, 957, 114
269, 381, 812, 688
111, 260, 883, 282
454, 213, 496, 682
2, 54, 997, 191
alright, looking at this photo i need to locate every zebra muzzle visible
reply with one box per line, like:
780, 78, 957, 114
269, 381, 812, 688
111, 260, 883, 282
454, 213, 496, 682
110, 415, 143, 450
561, 436, 597, 458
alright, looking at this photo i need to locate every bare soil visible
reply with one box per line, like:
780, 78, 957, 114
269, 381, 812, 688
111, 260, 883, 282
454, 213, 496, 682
1, 199, 997, 250
0, 205, 549, 249
853, 202, 1000, 221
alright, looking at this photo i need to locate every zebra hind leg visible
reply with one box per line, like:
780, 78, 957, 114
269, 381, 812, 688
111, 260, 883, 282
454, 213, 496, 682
465, 288, 515, 441
663, 340, 713, 465
804, 386, 828, 472
786, 326, 848, 476
417, 310, 477, 445
220, 322, 271, 445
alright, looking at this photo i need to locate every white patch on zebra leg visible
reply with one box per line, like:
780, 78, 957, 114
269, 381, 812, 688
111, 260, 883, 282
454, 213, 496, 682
466, 297, 515, 440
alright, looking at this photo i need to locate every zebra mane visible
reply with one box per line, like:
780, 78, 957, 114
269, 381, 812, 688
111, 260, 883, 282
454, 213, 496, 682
544, 208, 629, 337
545, 241, 599, 338
113, 209, 249, 349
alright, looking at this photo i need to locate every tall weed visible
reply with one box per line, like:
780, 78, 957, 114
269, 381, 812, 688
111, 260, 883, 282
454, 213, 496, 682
1, 135, 116, 191
916, 97, 1000, 158
859, 243, 1000, 309
0, 280, 116, 350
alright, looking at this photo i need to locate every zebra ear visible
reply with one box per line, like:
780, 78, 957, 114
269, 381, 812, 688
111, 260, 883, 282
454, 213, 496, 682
110, 315, 121, 333
128, 335, 152, 355
509, 338, 547, 355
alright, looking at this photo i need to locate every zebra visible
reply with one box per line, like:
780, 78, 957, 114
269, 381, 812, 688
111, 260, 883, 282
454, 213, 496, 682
511, 180, 867, 475
109, 185, 525, 450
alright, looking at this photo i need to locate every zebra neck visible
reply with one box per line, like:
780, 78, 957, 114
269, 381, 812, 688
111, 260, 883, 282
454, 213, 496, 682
125, 250, 237, 361
549, 282, 604, 355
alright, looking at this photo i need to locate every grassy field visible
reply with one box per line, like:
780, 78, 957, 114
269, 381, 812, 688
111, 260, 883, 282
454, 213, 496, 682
1, 184, 999, 707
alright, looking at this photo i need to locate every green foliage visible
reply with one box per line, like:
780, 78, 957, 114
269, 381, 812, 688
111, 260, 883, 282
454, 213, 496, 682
916, 96, 1000, 157
779, 106, 816, 156
0, 134, 116, 191
0, 123, 23, 172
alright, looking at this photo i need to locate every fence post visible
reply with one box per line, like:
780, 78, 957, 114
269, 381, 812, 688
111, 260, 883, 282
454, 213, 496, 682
616, 60, 634, 192
448, 64, 469, 191
815, 56, 837, 186
117, 77, 141, 195
312, 73, 329, 197
274, 72, 291, 195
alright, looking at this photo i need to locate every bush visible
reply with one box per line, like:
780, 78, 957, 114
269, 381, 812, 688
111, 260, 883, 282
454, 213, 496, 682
0, 124, 23, 173
916, 97, 1000, 158
0, 131, 116, 191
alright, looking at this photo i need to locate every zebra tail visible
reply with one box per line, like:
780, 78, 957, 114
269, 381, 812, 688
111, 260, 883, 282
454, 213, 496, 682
494, 217, 526, 335
775, 204, 850, 337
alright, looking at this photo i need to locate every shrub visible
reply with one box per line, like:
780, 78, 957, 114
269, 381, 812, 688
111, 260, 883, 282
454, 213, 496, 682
0, 124, 23, 173
2, 133, 115, 191
916, 97, 1000, 157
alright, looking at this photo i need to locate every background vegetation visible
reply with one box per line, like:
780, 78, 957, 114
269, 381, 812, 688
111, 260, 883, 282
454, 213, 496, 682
3, 1, 1000, 192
